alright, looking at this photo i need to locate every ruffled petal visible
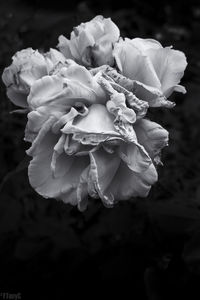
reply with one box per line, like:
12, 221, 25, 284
64, 135, 93, 156
104, 67, 174, 108
28, 65, 106, 111
2, 48, 48, 107
28, 131, 90, 205
44, 48, 67, 73
134, 119, 169, 164
62, 104, 120, 145
106, 92, 136, 123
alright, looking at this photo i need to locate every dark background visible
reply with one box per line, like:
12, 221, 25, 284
0, 0, 200, 298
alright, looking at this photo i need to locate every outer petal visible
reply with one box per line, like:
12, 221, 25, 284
113, 38, 161, 89
6, 87, 28, 108
89, 147, 158, 206
134, 119, 169, 163
57, 35, 73, 59
28, 131, 89, 205
131, 38, 162, 52
147, 47, 187, 97
108, 160, 158, 200
103, 17, 120, 43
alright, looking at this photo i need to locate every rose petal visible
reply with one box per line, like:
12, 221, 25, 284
118, 142, 152, 173
104, 67, 174, 108
77, 166, 90, 211
28, 65, 106, 111
131, 38, 162, 52
106, 92, 137, 123
89, 147, 158, 206
147, 46, 187, 97
89, 148, 121, 206
58, 16, 119, 67
113, 38, 161, 89
57, 35, 73, 59
6, 87, 28, 108
44, 48, 67, 73
134, 119, 169, 163
28, 131, 89, 205
62, 104, 120, 144
108, 161, 158, 200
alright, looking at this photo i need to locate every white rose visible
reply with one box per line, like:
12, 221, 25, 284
25, 65, 168, 210
57, 15, 120, 67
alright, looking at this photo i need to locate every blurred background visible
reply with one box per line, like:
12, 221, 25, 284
0, 0, 200, 298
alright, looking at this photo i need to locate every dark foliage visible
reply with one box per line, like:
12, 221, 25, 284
0, 0, 200, 298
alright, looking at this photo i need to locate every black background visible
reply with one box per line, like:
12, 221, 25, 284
0, 0, 200, 298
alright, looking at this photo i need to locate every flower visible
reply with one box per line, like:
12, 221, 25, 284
2, 15, 187, 211
57, 15, 120, 67
113, 38, 187, 99
2, 48, 66, 108
25, 64, 168, 210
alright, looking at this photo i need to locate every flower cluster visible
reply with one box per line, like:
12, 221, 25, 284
2, 16, 187, 210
